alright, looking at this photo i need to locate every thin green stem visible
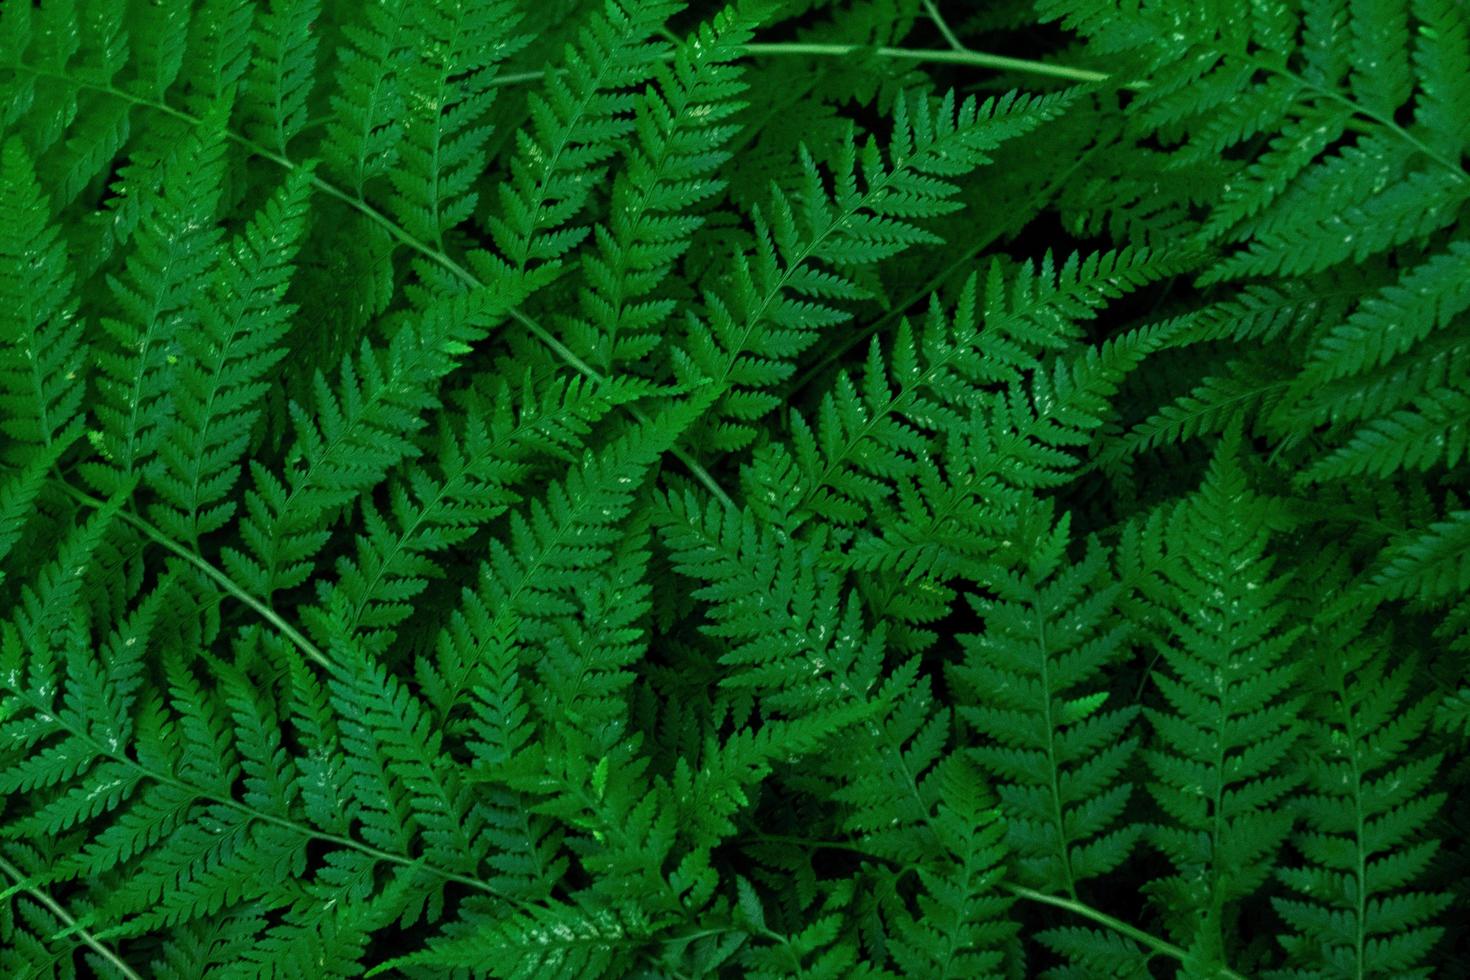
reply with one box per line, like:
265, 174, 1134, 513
1003, 885, 1247, 980
0, 855, 145, 980
5, 680, 509, 905
489, 68, 551, 87
10, 65, 736, 513
133, 510, 331, 667
749, 833, 1246, 979
922, 0, 968, 54
1258, 62, 1468, 184
746, 42, 1111, 84
51, 481, 332, 668
476, 41, 1112, 89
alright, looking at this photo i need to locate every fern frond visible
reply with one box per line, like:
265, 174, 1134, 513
386, 0, 524, 248
563, 0, 767, 371
678, 88, 1073, 450
177, 0, 254, 111
487, 0, 684, 270
129, 0, 191, 100
0, 445, 66, 589
1035, 924, 1151, 978
322, 0, 412, 196
10, 487, 128, 655
325, 633, 488, 876
953, 515, 1139, 898
412, 373, 640, 715
1436, 686, 1470, 734
1141, 433, 1302, 965
735, 885, 893, 979
673, 707, 872, 850
221, 285, 526, 598
1369, 507, 1470, 603
1303, 385, 1470, 482
657, 490, 994, 937
528, 521, 654, 760
778, 277, 987, 529
0, 1, 132, 211
983, 245, 1188, 353
1204, 169, 1470, 283
1412, 0, 1470, 157
656, 491, 851, 707
241, 0, 322, 155
1272, 629, 1450, 979
87, 109, 229, 494
1296, 240, 1470, 392
1200, 105, 1352, 241
767, 258, 1177, 539
449, 601, 527, 772
837, 425, 1024, 584
884, 757, 1014, 980
1352, 0, 1415, 116
0, 137, 87, 463
475, 398, 699, 650
839, 373, 1106, 584
149, 167, 314, 544
1111, 357, 1292, 461
381, 900, 635, 978
306, 420, 514, 655
2, 612, 493, 964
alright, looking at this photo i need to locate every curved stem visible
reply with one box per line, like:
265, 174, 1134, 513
1257, 61, 1467, 184
1003, 885, 1246, 979
9, 65, 736, 514
746, 42, 1111, 84
750, 833, 1240, 978
476, 41, 1111, 89
5, 681, 509, 906
0, 855, 145, 980
52, 481, 332, 668
921, 0, 968, 54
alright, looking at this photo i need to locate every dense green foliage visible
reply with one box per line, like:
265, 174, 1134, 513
0, 0, 1466, 976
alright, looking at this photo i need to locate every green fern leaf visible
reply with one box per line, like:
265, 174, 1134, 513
1140, 433, 1302, 965
386, 0, 524, 247
1369, 507, 1470, 603
221, 285, 527, 597
1303, 385, 1470, 482
1296, 240, 1470, 391
487, 0, 684, 270
150, 167, 314, 543
677, 88, 1073, 450
1271, 626, 1450, 979
1412, 0, 1470, 156
379, 900, 635, 978
241, 0, 322, 155
563, 0, 768, 371
954, 514, 1140, 897
0, 137, 87, 463
322, 0, 412, 196
87, 110, 229, 494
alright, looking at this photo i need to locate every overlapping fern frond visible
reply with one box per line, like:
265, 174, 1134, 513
0, 0, 1464, 975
